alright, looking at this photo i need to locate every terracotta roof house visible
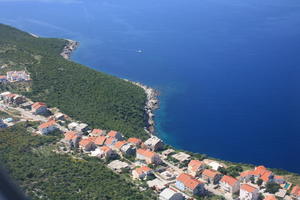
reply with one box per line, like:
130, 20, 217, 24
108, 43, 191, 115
63, 131, 82, 148
38, 120, 57, 135
240, 166, 273, 184
79, 138, 96, 151
91, 146, 113, 159
264, 195, 277, 200
188, 160, 206, 177
114, 141, 128, 150
240, 184, 259, 200
136, 148, 161, 164
175, 173, 205, 195
107, 130, 123, 141
94, 136, 106, 146
273, 176, 285, 185
143, 136, 164, 151
6, 71, 30, 82
127, 137, 142, 146
220, 175, 240, 194
90, 129, 105, 136
291, 185, 300, 200
201, 169, 222, 184
132, 166, 153, 180
32, 102, 48, 115
159, 188, 185, 200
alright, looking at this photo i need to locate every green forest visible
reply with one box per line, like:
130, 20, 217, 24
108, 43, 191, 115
0, 124, 153, 199
0, 23, 149, 140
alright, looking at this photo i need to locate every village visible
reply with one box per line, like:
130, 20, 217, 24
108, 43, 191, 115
0, 72, 300, 200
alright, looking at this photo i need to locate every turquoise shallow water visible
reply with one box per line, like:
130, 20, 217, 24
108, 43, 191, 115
0, 0, 300, 173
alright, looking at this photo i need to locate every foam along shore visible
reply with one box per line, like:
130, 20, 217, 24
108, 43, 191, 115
124, 79, 159, 135
60, 39, 79, 60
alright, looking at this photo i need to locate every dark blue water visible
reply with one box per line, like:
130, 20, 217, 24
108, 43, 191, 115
1, 0, 300, 173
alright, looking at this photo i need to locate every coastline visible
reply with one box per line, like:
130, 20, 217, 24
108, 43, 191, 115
60, 39, 159, 136
60, 39, 79, 60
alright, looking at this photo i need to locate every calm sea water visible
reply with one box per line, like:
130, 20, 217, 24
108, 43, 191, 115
1, 0, 300, 173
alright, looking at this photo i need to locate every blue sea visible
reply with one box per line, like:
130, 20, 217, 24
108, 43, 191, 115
1, 0, 299, 173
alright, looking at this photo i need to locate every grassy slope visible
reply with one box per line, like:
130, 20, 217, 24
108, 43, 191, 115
0, 23, 149, 140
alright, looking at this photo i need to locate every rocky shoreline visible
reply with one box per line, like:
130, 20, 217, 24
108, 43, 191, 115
60, 39, 79, 60
124, 80, 159, 135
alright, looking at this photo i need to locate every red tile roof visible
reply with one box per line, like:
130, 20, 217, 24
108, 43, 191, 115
264, 195, 277, 200
38, 120, 56, 129
114, 141, 127, 149
135, 166, 152, 175
274, 175, 284, 180
261, 170, 272, 182
188, 160, 204, 172
177, 173, 203, 190
79, 138, 93, 147
107, 130, 118, 137
253, 165, 268, 176
240, 170, 254, 177
241, 184, 257, 193
91, 129, 104, 135
100, 146, 111, 153
64, 131, 77, 140
220, 175, 238, 186
137, 148, 156, 158
128, 137, 142, 145
202, 169, 220, 178
291, 185, 300, 197
32, 102, 46, 110
94, 136, 106, 145
105, 137, 116, 145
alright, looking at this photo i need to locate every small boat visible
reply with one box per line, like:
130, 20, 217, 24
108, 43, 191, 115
137, 50, 143, 53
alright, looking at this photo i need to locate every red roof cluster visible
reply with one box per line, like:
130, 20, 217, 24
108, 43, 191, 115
136, 148, 156, 158
64, 131, 78, 140
94, 136, 106, 146
32, 102, 46, 110
107, 130, 118, 137
128, 137, 142, 145
188, 160, 204, 172
135, 166, 152, 175
202, 169, 220, 178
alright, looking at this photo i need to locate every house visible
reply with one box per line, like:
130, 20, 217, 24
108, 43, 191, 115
147, 178, 169, 192
32, 102, 48, 115
6, 71, 30, 82
207, 161, 224, 171
136, 148, 161, 164
162, 149, 175, 157
114, 141, 128, 150
201, 169, 222, 184
38, 120, 57, 135
91, 146, 113, 159
261, 170, 273, 183
94, 136, 106, 146
172, 152, 191, 163
291, 185, 300, 200
120, 143, 136, 155
219, 175, 240, 194
143, 136, 164, 151
264, 195, 277, 200
187, 160, 205, 177
127, 137, 142, 146
54, 113, 65, 121
240, 184, 259, 200
273, 176, 285, 184
107, 130, 123, 141
79, 138, 96, 151
0, 75, 7, 83
90, 129, 105, 136
132, 166, 153, 180
63, 131, 81, 148
240, 170, 256, 182
159, 188, 185, 200
68, 122, 79, 130
240, 166, 273, 184
105, 137, 119, 147
107, 160, 129, 173
175, 173, 205, 195
76, 123, 89, 133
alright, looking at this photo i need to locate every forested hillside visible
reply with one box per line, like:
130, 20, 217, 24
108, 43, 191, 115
0, 24, 148, 139
0, 124, 154, 200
